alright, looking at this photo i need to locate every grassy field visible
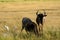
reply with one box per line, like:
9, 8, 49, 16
0, 1, 60, 40
0, 0, 60, 2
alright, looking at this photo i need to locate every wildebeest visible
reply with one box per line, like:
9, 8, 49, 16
21, 17, 39, 36
36, 10, 47, 34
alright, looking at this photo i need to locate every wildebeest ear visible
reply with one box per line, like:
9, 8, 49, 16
36, 12, 38, 15
43, 10, 47, 17
43, 13, 47, 17
36, 10, 39, 15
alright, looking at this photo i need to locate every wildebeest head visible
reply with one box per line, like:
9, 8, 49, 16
36, 10, 47, 25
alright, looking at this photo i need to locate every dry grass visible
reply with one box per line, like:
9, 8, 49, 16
0, 1, 60, 40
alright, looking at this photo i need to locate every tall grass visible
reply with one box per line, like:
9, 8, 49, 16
0, 21, 60, 40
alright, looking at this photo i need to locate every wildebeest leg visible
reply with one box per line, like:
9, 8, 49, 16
36, 22, 40, 33
39, 24, 41, 32
25, 30, 29, 35
39, 24, 43, 36
21, 25, 24, 32
34, 26, 39, 36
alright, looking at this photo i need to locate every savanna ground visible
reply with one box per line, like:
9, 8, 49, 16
0, 0, 60, 40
